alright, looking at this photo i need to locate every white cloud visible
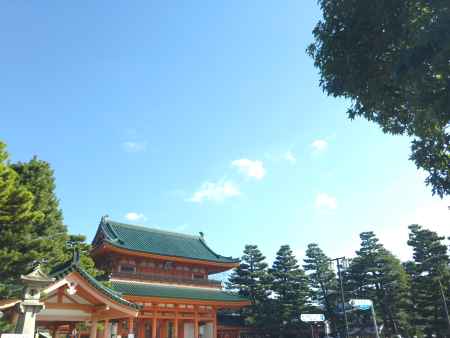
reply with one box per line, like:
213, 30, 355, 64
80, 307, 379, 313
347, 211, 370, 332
122, 141, 146, 153
293, 248, 305, 263
284, 151, 296, 164
125, 212, 146, 222
231, 159, 266, 180
188, 180, 241, 203
315, 193, 337, 210
377, 199, 450, 261
311, 139, 328, 152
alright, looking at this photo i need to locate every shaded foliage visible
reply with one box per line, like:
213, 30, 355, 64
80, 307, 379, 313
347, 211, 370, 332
347, 232, 411, 337
406, 224, 450, 337
0, 141, 103, 300
227, 245, 271, 328
309, 0, 450, 197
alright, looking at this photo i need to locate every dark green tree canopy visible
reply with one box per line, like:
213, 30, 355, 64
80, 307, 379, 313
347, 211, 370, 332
0, 142, 102, 299
309, 0, 450, 197
227, 245, 271, 328
406, 224, 450, 336
270, 245, 310, 336
347, 232, 411, 336
11, 157, 68, 268
303, 243, 339, 333
0, 143, 44, 298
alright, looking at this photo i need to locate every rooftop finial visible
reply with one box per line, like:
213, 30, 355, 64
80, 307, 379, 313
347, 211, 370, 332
101, 214, 109, 223
199, 231, 204, 239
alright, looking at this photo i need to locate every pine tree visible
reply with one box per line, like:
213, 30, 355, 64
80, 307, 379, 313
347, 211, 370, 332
0, 142, 43, 298
11, 156, 101, 277
303, 243, 339, 333
227, 245, 271, 328
270, 245, 310, 337
407, 224, 450, 338
11, 157, 68, 269
347, 232, 411, 336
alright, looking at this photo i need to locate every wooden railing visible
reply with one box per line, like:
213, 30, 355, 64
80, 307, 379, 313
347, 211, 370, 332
111, 271, 223, 288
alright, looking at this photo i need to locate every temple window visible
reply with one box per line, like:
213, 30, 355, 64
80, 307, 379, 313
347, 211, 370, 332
193, 273, 204, 280
120, 264, 136, 273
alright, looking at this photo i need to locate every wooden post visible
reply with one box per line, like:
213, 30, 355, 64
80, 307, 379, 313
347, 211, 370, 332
194, 308, 199, 338
152, 316, 157, 338
137, 319, 143, 338
90, 320, 98, 338
194, 306, 199, 338
194, 319, 199, 338
104, 320, 110, 338
160, 320, 166, 338
174, 318, 178, 338
128, 318, 135, 338
52, 325, 58, 338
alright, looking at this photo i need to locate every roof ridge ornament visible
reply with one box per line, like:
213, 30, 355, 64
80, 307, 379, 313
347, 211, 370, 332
21, 265, 55, 285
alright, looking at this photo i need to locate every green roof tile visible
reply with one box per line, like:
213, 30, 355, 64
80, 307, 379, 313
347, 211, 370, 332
94, 218, 239, 264
112, 281, 248, 303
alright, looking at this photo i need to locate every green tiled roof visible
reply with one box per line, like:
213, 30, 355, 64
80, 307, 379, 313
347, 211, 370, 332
112, 281, 248, 303
50, 250, 140, 310
93, 217, 239, 264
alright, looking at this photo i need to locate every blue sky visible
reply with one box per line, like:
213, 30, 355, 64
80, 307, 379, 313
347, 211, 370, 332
1, 1, 448, 265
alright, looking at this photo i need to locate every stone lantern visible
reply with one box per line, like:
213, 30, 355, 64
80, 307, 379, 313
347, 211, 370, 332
15, 265, 55, 336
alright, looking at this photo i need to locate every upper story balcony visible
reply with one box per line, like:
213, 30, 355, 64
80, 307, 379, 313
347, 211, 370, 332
111, 271, 223, 288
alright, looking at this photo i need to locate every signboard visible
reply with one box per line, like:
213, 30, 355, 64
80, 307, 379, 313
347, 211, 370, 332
350, 299, 373, 310
300, 314, 325, 322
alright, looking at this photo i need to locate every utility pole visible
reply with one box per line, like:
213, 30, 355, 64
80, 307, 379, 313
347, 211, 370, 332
370, 303, 380, 338
421, 255, 450, 333
438, 278, 450, 332
329, 257, 349, 338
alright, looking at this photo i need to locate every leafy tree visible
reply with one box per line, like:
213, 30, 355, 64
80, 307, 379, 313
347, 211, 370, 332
227, 245, 271, 328
303, 243, 339, 333
0, 318, 14, 334
11, 156, 101, 276
0, 142, 44, 298
11, 156, 101, 277
407, 224, 450, 337
308, 0, 450, 197
269, 245, 310, 337
0, 143, 103, 300
11, 157, 69, 269
347, 232, 411, 336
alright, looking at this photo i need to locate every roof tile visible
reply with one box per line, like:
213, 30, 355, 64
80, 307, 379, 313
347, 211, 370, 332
95, 218, 239, 264
112, 281, 248, 302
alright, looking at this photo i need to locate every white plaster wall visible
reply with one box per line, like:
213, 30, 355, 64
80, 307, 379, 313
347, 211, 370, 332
184, 323, 194, 338
203, 323, 213, 338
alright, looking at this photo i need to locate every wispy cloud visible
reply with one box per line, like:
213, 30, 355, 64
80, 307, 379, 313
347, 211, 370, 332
377, 198, 450, 260
315, 193, 337, 210
188, 180, 241, 203
311, 139, 328, 152
125, 212, 147, 222
283, 151, 296, 164
231, 159, 266, 180
122, 141, 146, 153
